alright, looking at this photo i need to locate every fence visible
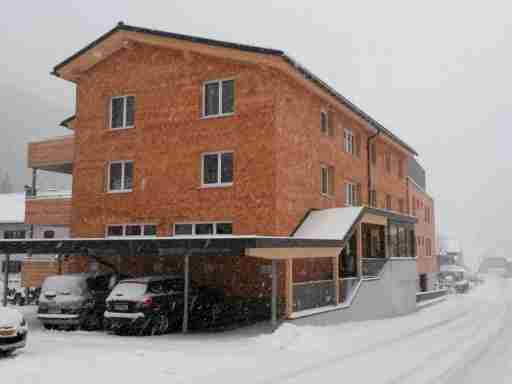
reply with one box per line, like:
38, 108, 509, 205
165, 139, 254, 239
293, 280, 336, 312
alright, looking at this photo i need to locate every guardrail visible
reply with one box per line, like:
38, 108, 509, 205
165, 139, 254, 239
362, 258, 388, 278
339, 277, 360, 304
293, 280, 336, 312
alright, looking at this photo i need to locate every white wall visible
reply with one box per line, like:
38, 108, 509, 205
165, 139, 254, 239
290, 258, 418, 326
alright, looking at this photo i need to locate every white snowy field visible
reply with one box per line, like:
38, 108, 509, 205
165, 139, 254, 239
2, 277, 511, 384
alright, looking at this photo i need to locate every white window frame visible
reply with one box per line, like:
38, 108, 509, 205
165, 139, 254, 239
110, 95, 135, 130
202, 79, 235, 118
201, 151, 234, 187
320, 110, 328, 135
105, 224, 157, 238
344, 129, 354, 155
107, 160, 133, 193
345, 182, 357, 206
173, 222, 233, 237
320, 165, 332, 196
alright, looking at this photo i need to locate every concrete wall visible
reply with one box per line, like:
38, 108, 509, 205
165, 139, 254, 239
290, 258, 417, 325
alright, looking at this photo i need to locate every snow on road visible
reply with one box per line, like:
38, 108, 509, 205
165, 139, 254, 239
1, 277, 510, 384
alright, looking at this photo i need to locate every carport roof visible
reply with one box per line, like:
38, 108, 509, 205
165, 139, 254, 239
0, 235, 343, 256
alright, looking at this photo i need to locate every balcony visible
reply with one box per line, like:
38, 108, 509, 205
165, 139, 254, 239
25, 191, 72, 226
27, 135, 74, 174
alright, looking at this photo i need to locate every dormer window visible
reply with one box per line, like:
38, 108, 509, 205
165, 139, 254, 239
111, 95, 135, 129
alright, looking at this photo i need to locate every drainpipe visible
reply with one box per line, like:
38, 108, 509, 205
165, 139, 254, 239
367, 131, 380, 205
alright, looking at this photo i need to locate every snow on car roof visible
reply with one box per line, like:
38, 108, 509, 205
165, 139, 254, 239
0, 193, 25, 224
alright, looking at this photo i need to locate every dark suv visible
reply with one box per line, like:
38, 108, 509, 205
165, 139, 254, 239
104, 275, 225, 335
38, 272, 124, 330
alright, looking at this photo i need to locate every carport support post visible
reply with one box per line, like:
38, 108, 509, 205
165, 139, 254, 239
182, 253, 190, 334
3, 254, 10, 307
271, 259, 278, 329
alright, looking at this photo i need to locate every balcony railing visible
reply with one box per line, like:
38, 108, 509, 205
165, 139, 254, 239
25, 191, 72, 226
27, 135, 74, 173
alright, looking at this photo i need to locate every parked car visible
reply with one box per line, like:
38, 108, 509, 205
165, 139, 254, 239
37, 272, 125, 330
0, 307, 28, 356
104, 275, 226, 335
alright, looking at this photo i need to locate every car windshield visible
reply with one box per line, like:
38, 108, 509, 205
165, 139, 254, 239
41, 275, 87, 296
110, 282, 148, 299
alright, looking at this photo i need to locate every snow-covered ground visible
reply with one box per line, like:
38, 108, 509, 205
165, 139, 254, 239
1, 277, 510, 384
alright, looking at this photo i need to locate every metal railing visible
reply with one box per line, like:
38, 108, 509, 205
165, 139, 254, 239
362, 258, 388, 278
339, 277, 360, 304
293, 280, 336, 312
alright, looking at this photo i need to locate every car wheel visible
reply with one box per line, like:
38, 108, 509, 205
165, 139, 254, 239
0, 349, 14, 358
43, 324, 55, 330
149, 314, 168, 336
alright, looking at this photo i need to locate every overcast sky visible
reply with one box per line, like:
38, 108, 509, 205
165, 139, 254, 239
1, 1, 510, 268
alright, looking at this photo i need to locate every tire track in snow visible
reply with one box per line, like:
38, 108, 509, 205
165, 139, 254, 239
257, 308, 474, 384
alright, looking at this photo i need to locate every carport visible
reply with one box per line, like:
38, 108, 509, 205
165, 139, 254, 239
0, 236, 342, 332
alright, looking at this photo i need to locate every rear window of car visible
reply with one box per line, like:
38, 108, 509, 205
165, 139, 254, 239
41, 275, 87, 296
110, 282, 148, 299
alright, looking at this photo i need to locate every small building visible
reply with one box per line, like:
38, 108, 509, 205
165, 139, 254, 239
0, 193, 28, 291
406, 158, 437, 292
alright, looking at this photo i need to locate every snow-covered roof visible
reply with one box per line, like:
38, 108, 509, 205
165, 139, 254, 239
0, 193, 25, 224
293, 207, 364, 240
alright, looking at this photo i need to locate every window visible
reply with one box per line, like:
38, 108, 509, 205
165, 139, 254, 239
201, 152, 233, 186
412, 197, 417, 216
43, 230, 55, 239
1, 261, 22, 274
345, 182, 358, 206
398, 159, 404, 178
106, 224, 157, 238
398, 198, 404, 213
173, 222, 233, 236
203, 79, 234, 117
320, 111, 328, 135
344, 129, 354, 154
385, 194, 392, 211
320, 165, 334, 196
3, 230, 26, 239
385, 153, 392, 173
370, 143, 377, 165
340, 232, 358, 277
108, 161, 133, 192
111, 96, 135, 129
426, 238, 432, 256
369, 190, 377, 208
389, 223, 415, 258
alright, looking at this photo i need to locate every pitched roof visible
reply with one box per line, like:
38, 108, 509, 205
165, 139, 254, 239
53, 22, 417, 156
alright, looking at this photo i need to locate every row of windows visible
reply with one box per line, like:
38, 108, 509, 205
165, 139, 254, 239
320, 166, 361, 206
105, 222, 233, 238
107, 152, 234, 193
320, 111, 361, 157
109, 80, 235, 130
417, 236, 433, 257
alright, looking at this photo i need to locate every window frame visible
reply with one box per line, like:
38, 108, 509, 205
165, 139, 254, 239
320, 110, 329, 135
201, 151, 234, 188
202, 79, 235, 118
110, 95, 135, 130
105, 224, 157, 238
173, 222, 233, 237
320, 165, 334, 197
345, 182, 357, 206
107, 160, 133, 193
344, 129, 355, 155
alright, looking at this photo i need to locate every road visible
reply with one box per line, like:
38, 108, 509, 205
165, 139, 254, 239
2, 276, 511, 384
